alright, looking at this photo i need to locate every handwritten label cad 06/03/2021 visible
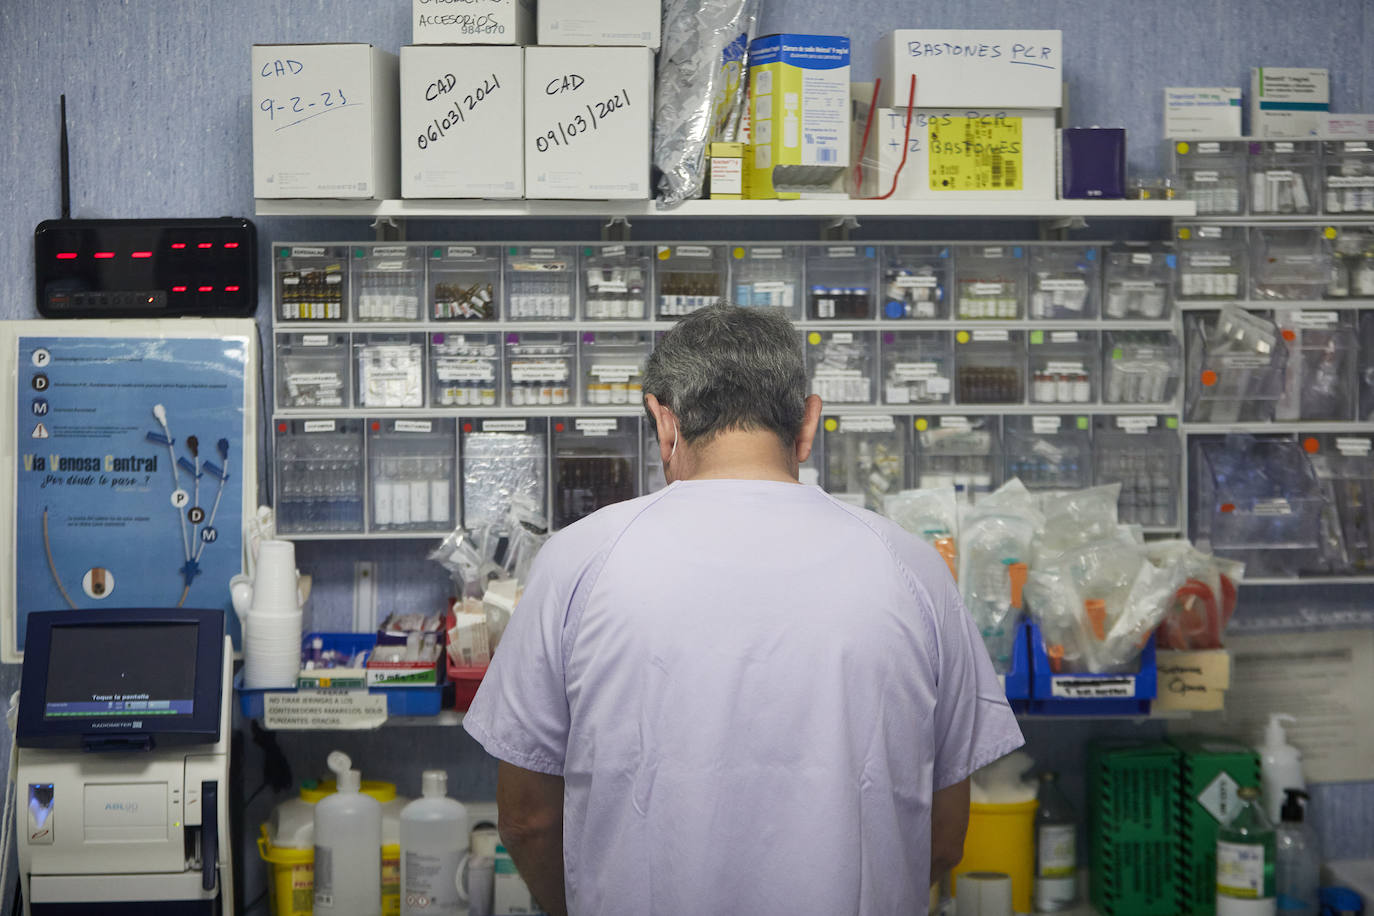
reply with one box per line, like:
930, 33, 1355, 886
535, 89, 632, 153
417, 73, 501, 150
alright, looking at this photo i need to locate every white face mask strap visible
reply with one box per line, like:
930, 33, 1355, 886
668, 427, 678, 461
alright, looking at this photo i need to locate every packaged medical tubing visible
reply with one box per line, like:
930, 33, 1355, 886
401, 770, 471, 916
1259, 714, 1306, 825
1216, 785, 1277, 916
314, 752, 383, 916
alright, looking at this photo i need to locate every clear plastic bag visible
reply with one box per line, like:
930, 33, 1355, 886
1147, 540, 1243, 650
1032, 483, 1122, 564
882, 487, 958, 578
959, 481, 1044, 673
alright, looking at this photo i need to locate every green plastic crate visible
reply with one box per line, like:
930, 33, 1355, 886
1088, 741, 1181, 916
1169, 734, 1262, 916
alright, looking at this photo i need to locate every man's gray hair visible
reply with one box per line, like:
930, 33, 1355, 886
642, 303, 807, 448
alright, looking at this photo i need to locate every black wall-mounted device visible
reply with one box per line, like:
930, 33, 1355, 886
34, 95, 258, 319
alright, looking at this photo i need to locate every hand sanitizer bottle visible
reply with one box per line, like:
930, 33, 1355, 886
400, 770, 471, 916
1275, 789, 1320, 916
314, 751, 382, 916
1260, 713, 1305, 824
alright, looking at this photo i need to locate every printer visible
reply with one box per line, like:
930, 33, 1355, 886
14, 607, 235, 915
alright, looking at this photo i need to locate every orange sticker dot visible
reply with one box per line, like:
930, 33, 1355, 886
462, 423, 473, 433
1282, 329, 1297, 342
371, 421, 380, 431
1221, 502, 1235, 513
1303, 437, 1320, 453
1201, 370, 1219, 387
555, 422, 565, 432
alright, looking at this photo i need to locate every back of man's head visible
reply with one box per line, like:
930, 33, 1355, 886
642, 303, 807, 449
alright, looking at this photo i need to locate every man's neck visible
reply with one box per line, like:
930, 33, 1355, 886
677, 431, 799, 484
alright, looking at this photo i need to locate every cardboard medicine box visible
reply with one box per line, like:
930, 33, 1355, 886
746, 34, 851, 200
401, 46, 524, 199
877, 30, 1063, 110
1164, 87, 1243, 138
523, 47, 654, 200
412, 0, 534, 46
252, 44, 399, 199
538, 0, 661, 48
1251, 67, 1330, 138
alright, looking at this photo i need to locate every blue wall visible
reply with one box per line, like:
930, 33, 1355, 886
2, 0, 1373, 903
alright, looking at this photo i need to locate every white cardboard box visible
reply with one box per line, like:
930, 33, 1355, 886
401, 46, 524, 199
851, 98, 1056, 200
1250, 67, 1329, 137
412, 0, 534, 45
876, 30, 1063, 109
252, 44, 399, 199
1320, 114, 1374, 139
524, 47, 654, 200
1164, 87, 1243, 138
538, 0, 661, 48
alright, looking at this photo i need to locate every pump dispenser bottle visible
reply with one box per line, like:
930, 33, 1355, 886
313, 751, 383, 916
1275, 789, 1320, 916
1260, 714, 1305, 824
400, 769, 471, 916
1217, 785, 1277, 916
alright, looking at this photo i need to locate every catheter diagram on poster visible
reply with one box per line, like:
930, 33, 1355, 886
12, 336, 248, 653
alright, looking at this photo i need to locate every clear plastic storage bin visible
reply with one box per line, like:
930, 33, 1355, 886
727, 245, 803, 317
579, 331, 650, 406
1094, 416, 1181, 528
1029, 245, 1100, 319
1250, 227, 1331, 300
504, 332, 575, 407
1171, 140, 1246, 215
1003, 415, 1093, 490
807, 330, 877, 404
880, 330, 953, 406
1103, 243, 1175, 320
275, 244, 347, 321
459, 417, 549, 530
955, 329, 1026, 404
806, 245, 879, 320
367, 418, 456, 533
351, 244, 424, 321
1103, 330, 1182, 406
1247, 140, 1320, 215
581, 245, 652, 320
428, 244, 501, 321
275, 332, 350, 410
1273, 309, 1357, 421
504, 246, 577, 320
1028, 330, 1097, 405
821, 414, 905, 511
1175, 225, 1248, 301
1184, 307, 1287, 424
1363, 313, 1374, 421
274, 418, 365, 534
355, 334, 426, 408
1327, 227, 1374, 299
656, 245, 727, 318
430, 332, 500, 408
880, 245, 952, 320
954, 244, 1027, 320
1311, 436, 1374, 572
552, 417, 641, 529
1322, 140, 1374, 215
911, 415, 1002, 505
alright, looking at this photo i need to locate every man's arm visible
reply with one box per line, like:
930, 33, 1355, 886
496, 761, 568, 916
930, 777, 970, 882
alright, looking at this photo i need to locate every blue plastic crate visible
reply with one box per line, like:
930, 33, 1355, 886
1027, 620, 1156, 716
1001, 618, 1031, 714
236, 631, 444, 721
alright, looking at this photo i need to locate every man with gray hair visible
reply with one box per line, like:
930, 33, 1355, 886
464, 303, 1023, 916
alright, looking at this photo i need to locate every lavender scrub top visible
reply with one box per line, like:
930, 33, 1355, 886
464, 478, 1024, 916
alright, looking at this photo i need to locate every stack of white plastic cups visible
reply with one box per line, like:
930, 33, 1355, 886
242, 540, 304, 688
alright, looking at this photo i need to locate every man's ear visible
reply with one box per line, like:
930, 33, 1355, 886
795, 394, 823, 465
644, 394, 677, 467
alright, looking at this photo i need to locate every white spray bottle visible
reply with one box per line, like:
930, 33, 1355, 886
313, 751, 382, 916
1259, 713, 1304, 825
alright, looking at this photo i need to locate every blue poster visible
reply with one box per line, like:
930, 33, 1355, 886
14, 336, 248, 651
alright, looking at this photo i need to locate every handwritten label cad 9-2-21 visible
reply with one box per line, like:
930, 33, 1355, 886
417, 72, 502, 150
534, 74, 632, 153
257, 56, 352, 129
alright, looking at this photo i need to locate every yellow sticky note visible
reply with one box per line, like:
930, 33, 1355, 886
928, 117, 1024, 191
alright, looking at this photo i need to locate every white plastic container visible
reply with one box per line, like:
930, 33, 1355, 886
401, 770, 471, 916
1259, 714, 1305, 825
314, 751, 383, 916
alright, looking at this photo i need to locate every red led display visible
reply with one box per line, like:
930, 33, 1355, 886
172, 286, 188, 293
224, 285, 241, 292
171, 243, 187, 249
131, 251, 152, 259
197, 243, 213, 249
197, 285, 213, 292
93, 251, 114, 259
56, 252, 77, 260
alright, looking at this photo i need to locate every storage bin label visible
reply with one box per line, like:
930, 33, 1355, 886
1050, 676, 1135, 698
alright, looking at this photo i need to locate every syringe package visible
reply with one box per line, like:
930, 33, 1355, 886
579, 331, 650, 406
460, 417, 550, 530
431, 332, 501, 408
276, 332, 350, 409
880, 330, 952, 406
275, 244, 348, 321
880, 245, 951, 320
1250, 227, 1331, 300
1172, 139, 1246, 215
505, 245, 578, 320
1103, 242, 1174, 320
505, 332, 575, 407
1175, 224, 1248, 301
656, 244, 727, 318
1247, 139, 1319, 215
1322, 140, 1374, 214
1029, 245, 1100, 319
552, 417, 641, 529
274, 418, 365, 534
1274, 309, 1356, 421
430, 244, 502, 321
1185, 306, 1287, 423
806, 245, 878, 320
1003, 415, 1093, 491
821, 414, 905, 511
954, 245, 1027, 320
911, 415, 1002, 505
807, 330, 876, 404
729, 244, 803, 317
582, 244, 652, 320
1028, 330, 1097, 405
368, 418, 456, 533
1103, 330, 1181, 406
352, 243, 424, 322
955, 330, 1026, 404
355, 333, 426, 408
1094, 415, 1181, 528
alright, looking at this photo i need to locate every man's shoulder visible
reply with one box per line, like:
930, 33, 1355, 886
538, 489, 678, 570
814, 493, 957, 599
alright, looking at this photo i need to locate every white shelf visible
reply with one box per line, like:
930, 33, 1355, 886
1180, 214, 1374, 225
1177, 299, 1374, 311
256, 197, 1197, 220
1179, 421, 1374, 434
281, 530, 450, 541
1241, 576, 1374, 587
273, 403, 1179, 419
276, 318, 1181, 333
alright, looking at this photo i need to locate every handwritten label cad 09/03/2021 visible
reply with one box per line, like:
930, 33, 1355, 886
417, 73, 502, 150
534, 89, 632, 153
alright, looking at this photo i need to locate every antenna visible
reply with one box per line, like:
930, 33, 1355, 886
59, 94, 71, 220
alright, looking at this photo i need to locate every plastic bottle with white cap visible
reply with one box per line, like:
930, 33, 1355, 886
1259, 714, 1305, 825
313, 751, 382, 916
400, 770, 470, 916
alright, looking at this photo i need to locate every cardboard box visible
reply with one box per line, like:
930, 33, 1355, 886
401, 46, 524, 199
1164, 87, 1243, 138
1250, 67, 1329, 137
412, 0, 534, 45
746, 34, 851, 200
252, 44, 399, 199
708, 141, 745, 199
494, 846, 542, 914
523, 47, 654, 199
1320, 114, 1374, 139
1154, 649, 1231, 711
851, 97, 1056, 200
877, 30, 1063, 110
538, 0, 661, 48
